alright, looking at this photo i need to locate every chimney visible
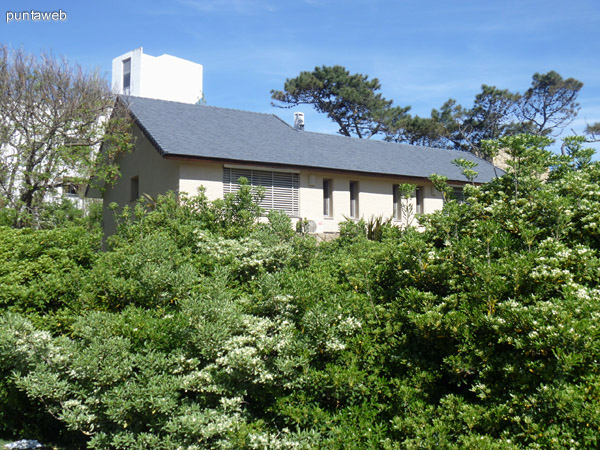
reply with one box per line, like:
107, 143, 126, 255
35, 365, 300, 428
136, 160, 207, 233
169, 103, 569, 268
294, 112, 305, 130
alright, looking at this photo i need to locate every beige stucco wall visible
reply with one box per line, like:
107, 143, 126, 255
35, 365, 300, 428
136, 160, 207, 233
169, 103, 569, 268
298, 171, 443, 233
102, 124, 180, 237
179, 161, 223, 200
175, 163, 445, 233
103, 142, 448, 238
422, 184, 444, 214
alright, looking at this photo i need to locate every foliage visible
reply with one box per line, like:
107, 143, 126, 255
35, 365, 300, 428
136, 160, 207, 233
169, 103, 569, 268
0, 314, 89, 447
0, 45, 133, 228
84, 230, 199, 311
428, 173, 453, 205
397, 71, 583, 155
517, 70, 583, 137
384, 114, 448, 148
366, 215, 393, 241
0, 224, 100, 321
394, 183, 418, 228
110, 179, 263, 247
273, 67, 584, 155
585, 122, 600, 142
2, 134, 600, 448
424, 86, 528, 154
278, 68, 584, 157
271, 65, 410, 139
452, 158, 479, 184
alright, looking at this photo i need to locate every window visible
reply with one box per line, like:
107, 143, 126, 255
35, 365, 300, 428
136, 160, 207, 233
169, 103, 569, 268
393, 184, 422, 219
349, 181, 359, 218
130, 175, 139, 202
415, 186, 423, 214
323, 179, 332, 217
64, 183, 78, 197
223, 167, 299, 216
392, 184, 400, 220
62, 178, 80, 198
451, 186, 464, 203
122, 58, 131, 94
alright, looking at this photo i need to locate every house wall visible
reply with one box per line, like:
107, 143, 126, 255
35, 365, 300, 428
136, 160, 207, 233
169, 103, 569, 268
112, 47, 203, 104
424, 184, 444, 214
175, 162, 445, 234
297, 171, 443, 233
102, 140, 448, 239
179, 161, 223, 199
102, 124, 180, 237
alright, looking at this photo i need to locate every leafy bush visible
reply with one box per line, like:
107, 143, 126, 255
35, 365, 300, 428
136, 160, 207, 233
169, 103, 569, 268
0, 225, 100, 319
2, 135, 600, 448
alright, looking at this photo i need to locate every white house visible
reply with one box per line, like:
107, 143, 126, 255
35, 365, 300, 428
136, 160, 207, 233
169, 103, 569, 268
111, 47, 203, 104
95, 96, 502, 238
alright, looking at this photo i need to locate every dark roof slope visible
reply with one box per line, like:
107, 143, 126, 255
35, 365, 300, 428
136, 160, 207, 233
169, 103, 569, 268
124, 96, 502, 183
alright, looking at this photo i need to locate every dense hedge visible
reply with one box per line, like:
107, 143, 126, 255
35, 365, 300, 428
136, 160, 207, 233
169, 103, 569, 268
1, 136, 600, 449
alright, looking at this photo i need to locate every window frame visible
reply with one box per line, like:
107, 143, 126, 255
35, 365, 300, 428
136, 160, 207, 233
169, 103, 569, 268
62, 177, 81, 198
415, 186, 423, 214
392, 184, 401, 221
130, 175, 139, 202
122, 58, 131, 94
450, 185, 465, 203
349, 181, 359, 219
323, 178, 333, 218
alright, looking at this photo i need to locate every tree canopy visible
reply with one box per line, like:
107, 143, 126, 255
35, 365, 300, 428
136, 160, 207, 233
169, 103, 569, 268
585, 122, 600, 142
273, 67, 587, 156
0, 45, 132, 227
271, 65, 410, 139
392, 72, 584, 154
517, 70, 583, 136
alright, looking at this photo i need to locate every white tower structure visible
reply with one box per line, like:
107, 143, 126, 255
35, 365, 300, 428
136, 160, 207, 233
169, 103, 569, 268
112, 47, 203, 104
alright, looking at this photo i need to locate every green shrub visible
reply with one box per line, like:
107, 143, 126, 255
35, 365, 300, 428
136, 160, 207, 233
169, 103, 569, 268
0, 225, 100, 318
2, 135, 600, 448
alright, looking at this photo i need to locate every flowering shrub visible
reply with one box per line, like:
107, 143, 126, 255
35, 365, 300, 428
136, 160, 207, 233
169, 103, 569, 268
1, 135, 600, 448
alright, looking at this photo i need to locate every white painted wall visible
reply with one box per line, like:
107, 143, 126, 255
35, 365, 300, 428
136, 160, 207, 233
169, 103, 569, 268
112, 47, 203, 104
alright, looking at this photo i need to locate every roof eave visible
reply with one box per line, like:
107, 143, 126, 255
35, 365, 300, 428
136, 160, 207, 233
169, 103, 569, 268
163, 153, 489, 184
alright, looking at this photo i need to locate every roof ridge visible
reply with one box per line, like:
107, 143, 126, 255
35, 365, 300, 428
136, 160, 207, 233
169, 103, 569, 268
125, 95, 284, 120
298, 127, 482, 155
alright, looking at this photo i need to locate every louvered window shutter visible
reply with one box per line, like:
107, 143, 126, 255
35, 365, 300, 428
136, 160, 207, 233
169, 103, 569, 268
223, 167, 299, 216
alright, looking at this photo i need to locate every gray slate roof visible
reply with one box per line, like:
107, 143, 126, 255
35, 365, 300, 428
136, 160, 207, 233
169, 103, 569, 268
125, 96, 502, 183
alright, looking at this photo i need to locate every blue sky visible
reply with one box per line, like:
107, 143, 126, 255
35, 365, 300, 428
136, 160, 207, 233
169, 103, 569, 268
1, 0, 599, 152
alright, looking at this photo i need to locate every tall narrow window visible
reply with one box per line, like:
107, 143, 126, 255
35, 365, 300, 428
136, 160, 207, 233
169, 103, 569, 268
122, 58, 131, 94
323, 179, 332, 217
392, 184, 400, 220
415, 186, 423, 214
349, 181, 359, 218
451, 186, 464, 203
130, 175, 139, 202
